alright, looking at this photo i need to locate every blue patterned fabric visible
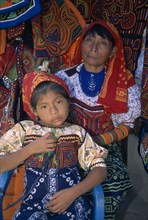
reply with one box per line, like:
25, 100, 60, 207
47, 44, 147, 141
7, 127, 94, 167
12, 166, 93, 220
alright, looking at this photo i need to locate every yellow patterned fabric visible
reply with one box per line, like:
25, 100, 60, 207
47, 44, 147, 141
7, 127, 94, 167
0, 120, 108, 170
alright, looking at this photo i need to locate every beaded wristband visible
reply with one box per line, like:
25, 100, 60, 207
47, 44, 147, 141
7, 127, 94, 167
99, 132, 114, 145
99, 125, 129, 145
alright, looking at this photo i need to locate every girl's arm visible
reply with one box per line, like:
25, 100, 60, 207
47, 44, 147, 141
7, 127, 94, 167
72, 166, 107, 195
47, 166, 107, 213
0, 144, 34, 173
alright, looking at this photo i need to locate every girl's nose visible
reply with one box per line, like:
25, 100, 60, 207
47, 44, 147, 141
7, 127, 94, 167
50, 105, 58, 115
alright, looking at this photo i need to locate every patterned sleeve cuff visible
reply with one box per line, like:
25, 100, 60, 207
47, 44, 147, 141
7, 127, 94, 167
90, 158, 106, 170
140, 144, 148, 166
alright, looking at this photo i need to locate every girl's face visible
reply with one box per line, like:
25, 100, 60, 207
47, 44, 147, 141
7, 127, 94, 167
33, 91, 69, 127
81, 33, 116, 72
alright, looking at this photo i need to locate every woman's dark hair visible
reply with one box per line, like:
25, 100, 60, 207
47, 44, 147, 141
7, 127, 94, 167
31, 81, 69, 109
85, 24, 115, 47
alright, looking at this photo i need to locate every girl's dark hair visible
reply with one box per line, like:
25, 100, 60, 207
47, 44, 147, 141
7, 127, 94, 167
31, 81, 69, 109
85, 24, 115, 47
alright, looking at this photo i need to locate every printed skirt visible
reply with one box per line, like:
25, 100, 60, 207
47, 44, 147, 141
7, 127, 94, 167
102, 143, 133, 219
12, 166, 92, 220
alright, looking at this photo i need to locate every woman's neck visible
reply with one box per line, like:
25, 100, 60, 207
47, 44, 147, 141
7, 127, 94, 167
84, 64, 104, 73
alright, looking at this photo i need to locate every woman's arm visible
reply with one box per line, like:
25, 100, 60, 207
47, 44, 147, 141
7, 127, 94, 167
93, 84, 141, 146
93, 124, 132, 146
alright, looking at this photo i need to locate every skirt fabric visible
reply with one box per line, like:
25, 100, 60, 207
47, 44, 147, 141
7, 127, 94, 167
12, 166, 92, 220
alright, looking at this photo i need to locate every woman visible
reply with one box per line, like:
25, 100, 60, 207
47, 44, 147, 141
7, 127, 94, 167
55, 19, 141, 219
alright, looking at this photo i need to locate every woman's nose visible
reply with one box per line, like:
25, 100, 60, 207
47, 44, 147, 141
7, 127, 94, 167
91, 42, 97, 52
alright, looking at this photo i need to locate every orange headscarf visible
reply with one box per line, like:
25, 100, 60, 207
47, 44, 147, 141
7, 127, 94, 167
74, 19, 135, 114
22, 71, 70, 120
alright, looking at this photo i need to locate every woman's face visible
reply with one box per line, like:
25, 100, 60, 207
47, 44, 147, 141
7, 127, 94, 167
81, 33, 116, 72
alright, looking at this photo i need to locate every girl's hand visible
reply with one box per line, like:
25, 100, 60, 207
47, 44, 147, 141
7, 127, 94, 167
27, 132, 58, 154
47, 188, 76, 213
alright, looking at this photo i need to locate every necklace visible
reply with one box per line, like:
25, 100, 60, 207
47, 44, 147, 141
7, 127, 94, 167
79, 65, 105, 97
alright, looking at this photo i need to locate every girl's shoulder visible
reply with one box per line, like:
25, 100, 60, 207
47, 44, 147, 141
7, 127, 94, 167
19, 120, 35, 128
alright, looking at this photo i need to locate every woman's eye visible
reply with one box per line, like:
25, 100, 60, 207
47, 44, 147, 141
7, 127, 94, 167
41, 105, 47, 109
57, 100, 63, 104
84, 36, 93, 42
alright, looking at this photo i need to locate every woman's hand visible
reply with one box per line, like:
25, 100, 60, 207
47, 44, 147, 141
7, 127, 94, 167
47, 188, 76, 213
27, 132, 58, 155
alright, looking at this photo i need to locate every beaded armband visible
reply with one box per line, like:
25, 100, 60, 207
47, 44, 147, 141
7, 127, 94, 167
99, 125, 129, 145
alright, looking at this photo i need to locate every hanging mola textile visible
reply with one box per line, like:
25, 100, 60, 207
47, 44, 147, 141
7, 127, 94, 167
0, 0, 41, 29
32, 0, 86, 57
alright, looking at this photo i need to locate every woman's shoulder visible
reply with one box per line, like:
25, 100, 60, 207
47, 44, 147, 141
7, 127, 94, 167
56, 64, 82, 77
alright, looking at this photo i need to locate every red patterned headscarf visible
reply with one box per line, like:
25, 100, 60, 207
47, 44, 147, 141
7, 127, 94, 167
22, 71, 70, 120
74, 19, 135, 114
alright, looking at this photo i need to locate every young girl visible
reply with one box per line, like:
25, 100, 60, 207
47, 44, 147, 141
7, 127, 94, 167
0, 71, 108, 220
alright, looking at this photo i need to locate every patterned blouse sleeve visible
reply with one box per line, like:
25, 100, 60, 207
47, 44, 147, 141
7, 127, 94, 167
78, 132, 108, 171
55, 69, 74, 92
111, 84, 141, 128
0, 122, 26, 156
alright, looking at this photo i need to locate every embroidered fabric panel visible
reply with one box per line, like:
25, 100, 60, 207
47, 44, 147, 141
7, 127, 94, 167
32, 0, 85, 57
25, 134, 81, 168
0, 0, 41, 28
0, 0, 30, 13
69, 98, 114, 135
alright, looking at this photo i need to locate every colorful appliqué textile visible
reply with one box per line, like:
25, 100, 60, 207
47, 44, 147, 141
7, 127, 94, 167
32, 0, 86, 57
0, 0, 30, 13
0, 0, 41, 28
